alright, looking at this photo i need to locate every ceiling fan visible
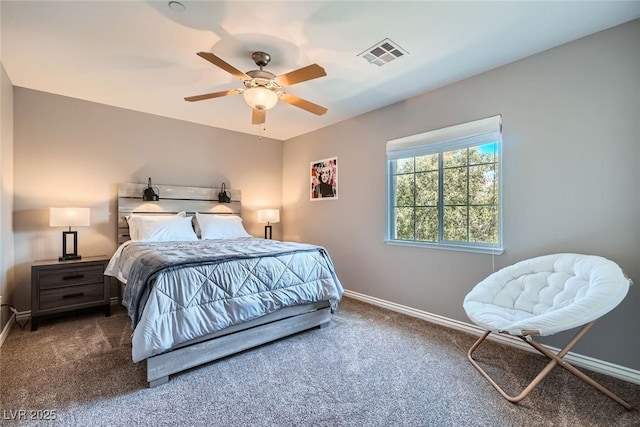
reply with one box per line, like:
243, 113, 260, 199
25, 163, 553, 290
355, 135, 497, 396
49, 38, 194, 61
185, 51, 328, 125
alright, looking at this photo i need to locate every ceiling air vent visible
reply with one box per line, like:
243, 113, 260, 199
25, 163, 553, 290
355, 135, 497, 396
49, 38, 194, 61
358, 38, 408, 66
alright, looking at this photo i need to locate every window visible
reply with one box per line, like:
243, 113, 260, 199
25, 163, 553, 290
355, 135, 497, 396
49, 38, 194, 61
386, 116, 502, 253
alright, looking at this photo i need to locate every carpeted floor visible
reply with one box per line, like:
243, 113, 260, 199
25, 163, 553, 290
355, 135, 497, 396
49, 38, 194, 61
1, 297, 639, 426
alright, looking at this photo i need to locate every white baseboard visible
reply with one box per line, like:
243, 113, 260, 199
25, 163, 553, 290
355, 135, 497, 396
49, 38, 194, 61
343, 289, 640, 386
15, 310, 30, 321
10, 297, 120, 326
13, 297, 119, 318
1, 298, 120, 347
0, 312, 16, 348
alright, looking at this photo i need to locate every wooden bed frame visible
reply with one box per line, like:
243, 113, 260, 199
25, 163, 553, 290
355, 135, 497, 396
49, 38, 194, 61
116, 183, 333, 387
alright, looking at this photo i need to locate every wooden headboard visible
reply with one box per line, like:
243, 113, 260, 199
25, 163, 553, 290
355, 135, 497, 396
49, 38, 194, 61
117, 183, 241, 244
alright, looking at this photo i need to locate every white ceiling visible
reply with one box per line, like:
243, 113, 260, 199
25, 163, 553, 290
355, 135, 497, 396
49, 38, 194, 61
2, 1, 639, 141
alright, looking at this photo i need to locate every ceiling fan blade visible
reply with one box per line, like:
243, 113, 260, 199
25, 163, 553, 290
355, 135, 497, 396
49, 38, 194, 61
273, 64, 326, 87
184, 89, 241, 102
279, 93, 328, 116
252, 108, 266, 125
197, 52, 251, 80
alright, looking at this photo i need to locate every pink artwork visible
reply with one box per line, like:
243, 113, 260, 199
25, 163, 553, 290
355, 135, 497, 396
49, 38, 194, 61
310, 157, 338, 200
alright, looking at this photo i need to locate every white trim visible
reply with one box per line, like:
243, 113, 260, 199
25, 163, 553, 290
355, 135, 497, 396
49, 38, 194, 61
343, 290, 640, 386
15, 310, 30, 322
13, 300, 119, 321
3, 292, 131, 339
386, 115, 502, 154
384, 239, 504, 255
0, 312, 16, 348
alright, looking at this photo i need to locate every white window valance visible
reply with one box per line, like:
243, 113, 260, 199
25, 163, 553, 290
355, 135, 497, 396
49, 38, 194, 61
386, 115, 502, 159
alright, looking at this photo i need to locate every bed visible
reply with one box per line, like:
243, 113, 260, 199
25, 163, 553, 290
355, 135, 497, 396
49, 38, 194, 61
105, 183, 344, 387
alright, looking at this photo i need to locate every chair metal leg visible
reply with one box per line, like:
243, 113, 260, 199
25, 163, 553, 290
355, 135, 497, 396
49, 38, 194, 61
467, 323, 634, 410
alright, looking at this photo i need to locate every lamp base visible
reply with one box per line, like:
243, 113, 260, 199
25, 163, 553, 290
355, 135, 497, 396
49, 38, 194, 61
59, 255, 81, 262
264, 225, 273, 240
60, 230, 80, 261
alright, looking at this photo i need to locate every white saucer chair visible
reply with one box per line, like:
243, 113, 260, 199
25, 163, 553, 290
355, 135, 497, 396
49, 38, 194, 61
463, 253, 633, 409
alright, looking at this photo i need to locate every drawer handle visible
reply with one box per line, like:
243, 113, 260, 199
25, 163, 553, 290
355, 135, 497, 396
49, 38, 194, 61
63, 274, 84, 281
62, 292, 84, 299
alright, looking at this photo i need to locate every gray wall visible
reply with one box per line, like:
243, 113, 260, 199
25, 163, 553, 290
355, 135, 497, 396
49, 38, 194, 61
12, 89, 283, 311
1, 61, 15, 332
282, 20, 640, 369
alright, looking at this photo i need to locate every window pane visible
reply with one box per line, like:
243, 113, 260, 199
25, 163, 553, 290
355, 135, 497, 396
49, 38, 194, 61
415, 171, 438, 206
416, 207, 438, 242
395, 174, 414, 206
443, 167, 467, 205
469, 164, 497, 205
469, 206, 499, 244
395, 207, 414, 240
443, 148, 467, 168
469, 142, 498, 165
395, 158, 414, 174
416, 154, 438, 172
443, 206, 468, 241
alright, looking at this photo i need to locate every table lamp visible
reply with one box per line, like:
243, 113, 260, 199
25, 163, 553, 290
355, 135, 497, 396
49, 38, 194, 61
49, 207, 91, 261
257, 209, 280, 240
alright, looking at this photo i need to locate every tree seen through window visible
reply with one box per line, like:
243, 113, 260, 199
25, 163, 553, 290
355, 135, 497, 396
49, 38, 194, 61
391, 142, 500, 246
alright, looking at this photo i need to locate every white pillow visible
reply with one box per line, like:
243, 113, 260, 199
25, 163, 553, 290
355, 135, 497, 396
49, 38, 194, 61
126, 212, 192, 241
134, 216, 198, 242
195, 213, 251, 240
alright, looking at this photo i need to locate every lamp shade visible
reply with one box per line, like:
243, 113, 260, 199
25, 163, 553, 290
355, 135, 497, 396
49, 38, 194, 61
257, 209, 280, 224
243, 87, 278, 111
49, 207, 91, 227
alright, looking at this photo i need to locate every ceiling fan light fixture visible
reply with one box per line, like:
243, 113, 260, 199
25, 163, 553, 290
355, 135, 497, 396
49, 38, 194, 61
243, 87, 278, 111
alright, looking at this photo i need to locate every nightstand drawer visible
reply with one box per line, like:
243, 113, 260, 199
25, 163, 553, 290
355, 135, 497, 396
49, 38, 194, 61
37, 266, 104, 290
31, 256, 111, 331
39, 283, 105, 310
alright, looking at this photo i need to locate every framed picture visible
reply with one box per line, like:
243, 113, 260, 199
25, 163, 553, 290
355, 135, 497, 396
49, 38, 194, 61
310, 157, 338, 201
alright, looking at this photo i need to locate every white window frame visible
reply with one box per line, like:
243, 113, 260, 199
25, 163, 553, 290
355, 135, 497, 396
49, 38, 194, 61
385, 115, 503, 254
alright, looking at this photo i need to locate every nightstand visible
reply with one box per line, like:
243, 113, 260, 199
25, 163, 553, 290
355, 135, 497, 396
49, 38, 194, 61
31, 255, 111, 331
